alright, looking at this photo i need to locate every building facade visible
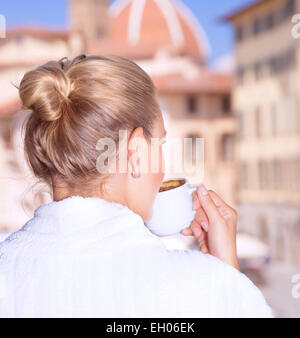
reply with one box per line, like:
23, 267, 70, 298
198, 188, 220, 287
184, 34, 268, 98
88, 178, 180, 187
225, 0, 300, 266
0, 0, 236, 234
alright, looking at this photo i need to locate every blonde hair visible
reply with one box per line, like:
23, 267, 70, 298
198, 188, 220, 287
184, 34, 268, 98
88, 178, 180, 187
19, 54, 160, 187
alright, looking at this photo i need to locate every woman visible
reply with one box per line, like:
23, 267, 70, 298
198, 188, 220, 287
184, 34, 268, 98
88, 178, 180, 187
0, 54, 271, 317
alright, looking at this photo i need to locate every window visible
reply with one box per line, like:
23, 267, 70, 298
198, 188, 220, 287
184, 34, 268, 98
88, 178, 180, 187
282, 0, 295, 19
237, 67, 245, 85
186, 96, 197, 114
271, 104, 277, 135
267, 49, 296, 75
272, 159, 280, 189
221, 134, 235, 161
184, 134, 202, 166
222, 95, 231, 114
284, 48, 296, 69
253, 17, 262, 35
255, 108, 261, 138
240, 162, 248, 189
257, 215, 269, 244
254, 62, 263, 80
258, 161, 267, 189
238, 112, 245, 138
269, 56, 278, 74
259, 161, 273, 189
286, 158, 295, 191
265, 12, 275, 30
292, 158, 298, 191
236, 25, 244, 42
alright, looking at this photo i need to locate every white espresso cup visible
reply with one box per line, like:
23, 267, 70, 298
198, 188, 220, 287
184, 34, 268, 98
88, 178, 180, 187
145, 178, 197, 236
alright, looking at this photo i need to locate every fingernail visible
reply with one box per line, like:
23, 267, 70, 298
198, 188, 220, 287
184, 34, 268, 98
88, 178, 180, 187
193, 227, 201, 237
199, 184, 208, 196
201, 221, 208, 232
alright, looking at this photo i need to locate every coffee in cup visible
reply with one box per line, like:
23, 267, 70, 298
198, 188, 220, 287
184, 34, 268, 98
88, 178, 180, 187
159, 179, 186, 192
145, 178, 197, 236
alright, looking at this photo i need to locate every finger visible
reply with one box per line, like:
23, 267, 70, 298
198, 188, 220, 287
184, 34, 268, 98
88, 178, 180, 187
181, 227, 193, 236
199, 244, 209, 254
194, 207, 209, 232
196, 225, 208, 248
208, 190, 237, 220
190, 219, 203, 238
197, 185, 223, 224
182, 205, 208, 236
208, 190, 228, 208
197, 236, 209, 254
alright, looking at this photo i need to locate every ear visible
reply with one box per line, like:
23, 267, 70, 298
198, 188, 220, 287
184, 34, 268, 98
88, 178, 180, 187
128, 127, 144, 177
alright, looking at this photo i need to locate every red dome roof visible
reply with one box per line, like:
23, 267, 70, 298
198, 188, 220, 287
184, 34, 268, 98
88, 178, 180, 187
88, 0, 210, 61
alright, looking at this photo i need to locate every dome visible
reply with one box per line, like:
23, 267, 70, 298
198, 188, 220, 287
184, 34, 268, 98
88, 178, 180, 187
89, 0, 210, 61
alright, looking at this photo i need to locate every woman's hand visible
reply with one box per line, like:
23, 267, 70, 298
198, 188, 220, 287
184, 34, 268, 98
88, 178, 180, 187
181, 185, 239, 271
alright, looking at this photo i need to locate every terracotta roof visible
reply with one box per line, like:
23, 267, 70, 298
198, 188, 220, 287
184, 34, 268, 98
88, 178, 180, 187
5, 26, 70, 41
221, 0, 271, 21
89, 0, 210, 60
0, 100, 22, 118
152, 71, 233, 94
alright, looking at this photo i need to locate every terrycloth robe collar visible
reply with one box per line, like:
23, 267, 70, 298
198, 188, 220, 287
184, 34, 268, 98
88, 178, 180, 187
24, 196, 153, 240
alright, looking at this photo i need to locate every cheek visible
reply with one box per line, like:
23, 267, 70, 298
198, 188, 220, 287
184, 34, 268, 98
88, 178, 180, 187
152, 148, 165, 190
147, 144, 165, 184
143, 172, 163, 199
152, 172, 164, 191
142, 173, 163, 222
159, 146, 165, 175
140, 147, 164, 221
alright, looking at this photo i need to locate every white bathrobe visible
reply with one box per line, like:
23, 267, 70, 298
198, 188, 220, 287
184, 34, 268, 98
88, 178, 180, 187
0, 196, 272, 318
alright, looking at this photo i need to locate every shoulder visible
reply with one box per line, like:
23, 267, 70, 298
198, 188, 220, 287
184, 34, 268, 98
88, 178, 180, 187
162, 249, 273, 317
0, 219, 38, 268
154, 248, 230, 292
164, 248, 230, 275
222, 264, 273, 317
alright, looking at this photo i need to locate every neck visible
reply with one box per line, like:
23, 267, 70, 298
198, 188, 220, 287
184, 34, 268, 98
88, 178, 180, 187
52, 176, 128, 207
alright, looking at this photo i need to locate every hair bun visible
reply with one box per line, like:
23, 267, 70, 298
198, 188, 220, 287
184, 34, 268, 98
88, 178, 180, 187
19, 60, 74, 122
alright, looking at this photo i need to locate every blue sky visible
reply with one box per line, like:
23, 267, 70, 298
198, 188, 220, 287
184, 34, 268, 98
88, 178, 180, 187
0, 0, 252, 64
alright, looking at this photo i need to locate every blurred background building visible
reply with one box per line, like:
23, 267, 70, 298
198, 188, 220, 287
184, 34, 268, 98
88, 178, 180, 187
224, 0, 300, 268
0, 0, 299, 317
